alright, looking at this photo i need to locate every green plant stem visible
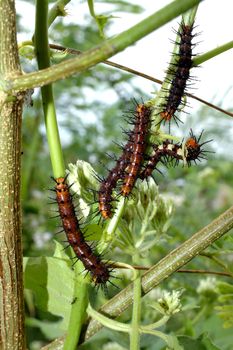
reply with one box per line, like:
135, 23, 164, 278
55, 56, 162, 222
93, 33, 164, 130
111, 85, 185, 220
141, 329, 182, 349
193, 40, 233, 66
143, 316, 170, 330
34, 0, 65, 178
48, 0, 71, 27
41, 205, 233, 349
18, 38, 233, 119
130, 272, 141, 350
191, 304, 208, 326
9, 0, 201, 92
100, 197, 125, 251
87, 304, 131, 333
46, 42, 233, 118
63, 267, 88, 350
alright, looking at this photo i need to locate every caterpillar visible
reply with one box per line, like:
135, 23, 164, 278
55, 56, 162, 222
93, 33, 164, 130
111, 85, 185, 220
98, 140, 133, 219
185, 129, 212, 165
54, 177, 111, 285
120, 103, 151, 197
160, 21, 195, 125
139, 130, 211, 180
139, 140, 183, 180
98, 102, 152, 218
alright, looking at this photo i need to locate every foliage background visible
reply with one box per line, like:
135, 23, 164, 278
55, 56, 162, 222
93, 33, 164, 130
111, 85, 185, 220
18, 1, 233, 349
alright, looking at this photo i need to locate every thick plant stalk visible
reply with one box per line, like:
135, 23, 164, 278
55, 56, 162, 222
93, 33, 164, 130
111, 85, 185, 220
0, 1, 25, 349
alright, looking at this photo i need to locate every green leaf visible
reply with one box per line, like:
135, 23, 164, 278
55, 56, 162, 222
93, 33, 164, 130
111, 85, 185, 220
178, 333, 220, 350
19, 46, 35, 60
25, 317, 64, 339
87, 0, 115, 38
23, 248, 83, 330
85, 223, 103, 241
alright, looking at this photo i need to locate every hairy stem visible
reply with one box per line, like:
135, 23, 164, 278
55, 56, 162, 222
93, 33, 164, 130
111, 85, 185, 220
0, 0, 25, 349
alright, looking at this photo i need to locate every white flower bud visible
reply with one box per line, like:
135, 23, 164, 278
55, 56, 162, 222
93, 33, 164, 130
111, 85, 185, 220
151, 290, 182, 316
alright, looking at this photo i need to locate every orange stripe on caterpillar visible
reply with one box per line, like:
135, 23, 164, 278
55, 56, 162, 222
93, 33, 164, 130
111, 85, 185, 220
121, 103, 151, 197
98, 102, 151, 218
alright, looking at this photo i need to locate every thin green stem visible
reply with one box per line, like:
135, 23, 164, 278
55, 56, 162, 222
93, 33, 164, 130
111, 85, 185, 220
63, 268, 88, 350
142, 316, 170, 330
87, 304, 131, 333
191, 304, 208, 326
34, 0, 65, 178
193, 40, 233, 66
99, 197, 125, 251
130, 272, 141, 350
48, 0, 71, 27
18, 41, 233, 120
35, 3, 89, 347
183, 4, 198, 23
140, 329, 182, 350
9, 0, 201, 91
46, 42, 233, 118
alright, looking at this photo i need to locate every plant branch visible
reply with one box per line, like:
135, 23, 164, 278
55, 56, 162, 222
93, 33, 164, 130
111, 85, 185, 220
8, 0, 201, 92
112, 263, 232, 277
48, 0, 71, 27
130, 272, 141, 350
34, 0, 65, 178
42, 205, 233, 349
47, 43, 233, 118
193, 40, 233, 66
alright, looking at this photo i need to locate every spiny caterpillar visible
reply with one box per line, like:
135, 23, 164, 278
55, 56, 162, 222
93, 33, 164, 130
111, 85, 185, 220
139, 130, 211, 180
98, 103, 152, 219
121, 103, 151, 197
160, 21, 195, 125
54, 177, 111, 286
